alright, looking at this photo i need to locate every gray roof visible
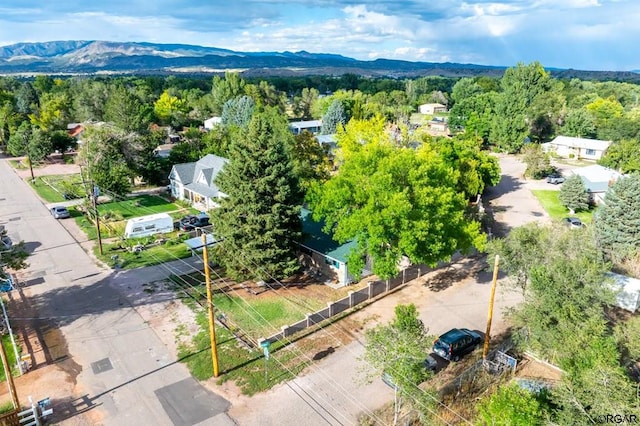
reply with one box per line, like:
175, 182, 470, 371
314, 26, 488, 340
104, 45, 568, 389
170, 154, 229, 196
570, 165, 622, 193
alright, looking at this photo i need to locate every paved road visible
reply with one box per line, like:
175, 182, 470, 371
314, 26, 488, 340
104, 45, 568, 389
0, 158, 232, 426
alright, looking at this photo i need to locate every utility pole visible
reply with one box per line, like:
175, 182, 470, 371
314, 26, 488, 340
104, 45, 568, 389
0, 329, 19, 409
92, 183, 103, 255
202, 234, 219, 377
483, 255, 500, 361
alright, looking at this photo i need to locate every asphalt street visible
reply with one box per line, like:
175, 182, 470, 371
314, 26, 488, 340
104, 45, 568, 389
0, 158, 231, 426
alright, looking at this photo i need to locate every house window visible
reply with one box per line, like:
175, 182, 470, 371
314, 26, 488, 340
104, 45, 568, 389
324, 258, 340, 268
585, 149, 596, 156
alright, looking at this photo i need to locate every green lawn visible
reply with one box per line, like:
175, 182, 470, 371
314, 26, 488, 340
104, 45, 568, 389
0, 334, 21, 381
28, 174, 83, 203
532, 190, 595, 224
97, 195, 183, 219
76, 195, 189, 240
178, 311, 309, 396
94, 233, 193, 268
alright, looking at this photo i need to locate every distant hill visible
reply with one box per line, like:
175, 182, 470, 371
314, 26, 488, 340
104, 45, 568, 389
0, 40, 638, 81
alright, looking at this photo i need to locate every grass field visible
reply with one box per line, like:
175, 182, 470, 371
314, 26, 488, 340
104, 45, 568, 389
97, 195, 183, 219
76, 195, 189, 240
172, 275, 350, 395
532, 190, 595, 224
95, 235, 193, 269
0, 334, 21, 381
29, 174, 83, 203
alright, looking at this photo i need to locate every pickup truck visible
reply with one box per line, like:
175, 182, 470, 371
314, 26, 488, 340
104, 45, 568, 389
175, 213, 210, 231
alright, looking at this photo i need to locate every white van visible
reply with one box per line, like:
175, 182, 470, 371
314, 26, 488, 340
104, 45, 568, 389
124, 213, 174, 239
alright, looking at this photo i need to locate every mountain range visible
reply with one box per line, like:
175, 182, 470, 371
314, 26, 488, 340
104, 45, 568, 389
0, 40, 638, 81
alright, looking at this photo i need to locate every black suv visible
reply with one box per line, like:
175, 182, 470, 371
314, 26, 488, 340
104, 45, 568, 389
432, 328, 481, 361
176, 213, 210, 231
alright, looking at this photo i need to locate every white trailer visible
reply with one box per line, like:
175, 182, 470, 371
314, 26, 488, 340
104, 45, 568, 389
124, 213, 174, 239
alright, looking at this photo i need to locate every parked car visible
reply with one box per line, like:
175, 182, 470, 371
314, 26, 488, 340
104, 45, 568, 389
546, 174, 566, 184
50, 206, 71, 219
563, 217, 584, 229
1, 235, 12, 250
432, 328, 482, 362
176, 212, 210, 231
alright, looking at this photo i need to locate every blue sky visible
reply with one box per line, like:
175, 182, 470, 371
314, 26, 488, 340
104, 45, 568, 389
0, 0, 636, 71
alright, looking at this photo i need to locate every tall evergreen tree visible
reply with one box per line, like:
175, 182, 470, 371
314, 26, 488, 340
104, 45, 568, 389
594, 174, 640, 261
559, 174, 590, 214
220, 95, 255, 128
321, 99, 346, 134
212, 108, 303, 280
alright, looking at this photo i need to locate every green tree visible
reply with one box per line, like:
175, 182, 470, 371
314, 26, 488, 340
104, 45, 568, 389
212, 108, 303, 281
507, 227, 613, 366
211, 72, 247, 113
559, 174, 590, 214
477, 383, 548, 426
154, 90, 187, 127
7, 122, 52, 180
615, 315, 640, 362
362, 304, 437, 425
321, 99, 346, 134
450, 77, 483, 105
521, 143, 552, 179
15, 81, 38, 115
293, 87, 319, 119
491, 62, 553, 152
70, 79, 109, 122
562, 108, 596, 138
29, 92, 72, 131
0, 101, 19, 148
486, 223, 550, 295
599, 139, 640, 173
428, 135, 501, 199
290, 131, 331, 192
0, 227, 28, 279
220, 95, 255, 128
104, 85, 152, 133
77, 124, 136, 196
594, 174, 640, 262
308, 116, 484, 279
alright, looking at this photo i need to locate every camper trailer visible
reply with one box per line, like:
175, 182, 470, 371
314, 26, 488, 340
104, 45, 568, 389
124, 213, 174, 239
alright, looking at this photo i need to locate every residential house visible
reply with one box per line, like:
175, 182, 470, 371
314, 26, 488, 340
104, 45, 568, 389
289, 120, 322, 135
569, 164, 623, 204
541, 136, 611, 160
168, 154, 229, 210
298, 208, 371, 288
204, 116, 222, 130
418, 103, 447, 115
607, 272, 640, 312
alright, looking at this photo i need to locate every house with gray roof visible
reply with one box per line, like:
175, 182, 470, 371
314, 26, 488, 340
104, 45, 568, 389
289, 120, 322, 135
298, 208, 372, 288
569, 164, 623, 204
542, 136, 611, 161
168, 154, 229, 210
